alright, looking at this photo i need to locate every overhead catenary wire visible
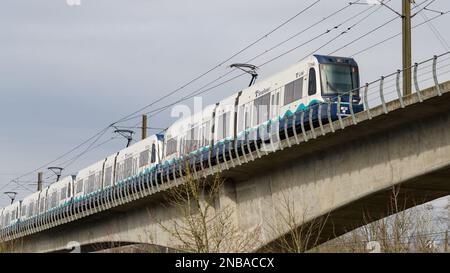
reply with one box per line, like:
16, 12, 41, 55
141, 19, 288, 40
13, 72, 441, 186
414, 1, 450, 51
328, 15, 399, 55
60, 136, 122, 173
0, 125, 112, 194
351, 10, 450, 57
112, 0, 323, 126
137, 0, 372, 123
119, 1, 385, 124
338, 0, 443, 56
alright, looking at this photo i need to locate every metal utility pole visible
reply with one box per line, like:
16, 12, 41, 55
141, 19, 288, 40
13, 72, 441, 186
142, 114, 148, 140
402, 0, 412, 96
37, 172, 43, 191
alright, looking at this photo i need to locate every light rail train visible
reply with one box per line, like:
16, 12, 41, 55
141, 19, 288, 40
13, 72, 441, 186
0, 55, 363, 234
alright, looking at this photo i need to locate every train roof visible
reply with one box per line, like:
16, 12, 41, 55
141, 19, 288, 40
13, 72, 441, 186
3, 201, 20, 212
20, 190, 42, 206
116, 134, 160, 158
47, 176, 73, 191
314, 54, 358, 66
165, 103, 216, 137
76, 159, 105, 180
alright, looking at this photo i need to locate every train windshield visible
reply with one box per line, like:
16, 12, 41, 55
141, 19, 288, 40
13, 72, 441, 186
320, 64, 359, 96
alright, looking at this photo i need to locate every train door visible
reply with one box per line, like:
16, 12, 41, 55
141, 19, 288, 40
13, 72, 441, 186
307, 66, 318, 105
271, 88, 281, 119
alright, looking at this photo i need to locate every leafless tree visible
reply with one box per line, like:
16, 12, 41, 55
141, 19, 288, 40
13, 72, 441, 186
317, 186, 444, 253
263, 192, 329, 253
153, 166, 260, 253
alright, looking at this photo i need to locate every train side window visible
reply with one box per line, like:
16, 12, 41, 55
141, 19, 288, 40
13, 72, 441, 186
188, 126, 199, 152
217, 112, 230, 140
201, 121, 211, 146
217, 114, 224, 140
28, 202, 34, 217
275, 92, 280, 116
40, 198, 46, 212
245, 105, 251, 129
76, 181, 82, 194
150, 144, 156, 163
124, 157, 133, 178
284, 78, 303, 105
90, 176, 96, 192
238, 105, 245, 132
254, 93, 271, 124
179, 135, 185, 154
95, 173, 102, 190
104, 167, 112, 187
195, 126, 200, 150
21, 205, 27, 217
166, 138, 177, 156
294, 78, 303, 99
61, 187, 67, 200
140, 149, 150, 167
284, 81, 294, 105
308, 68, 317, 96
132, 158, 137, 175
51, 192, 57, 208
238, 105, 251, 132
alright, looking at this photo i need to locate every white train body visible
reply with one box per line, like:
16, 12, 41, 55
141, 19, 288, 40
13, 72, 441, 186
19, 191, 41, 221
1, 202, 20, 228
75, 160, 104, 199
115, 134, 163, 181
46, 176, 74, 210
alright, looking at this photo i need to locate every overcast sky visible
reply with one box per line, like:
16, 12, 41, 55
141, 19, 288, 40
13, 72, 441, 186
1, 0, 450, 206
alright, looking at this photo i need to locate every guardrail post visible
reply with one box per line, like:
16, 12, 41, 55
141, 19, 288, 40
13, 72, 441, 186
364, 83, 372, 119
433, 55, 442, 96
300, 110, 308, 142
327, 100, 335, 132
292, 114, 300, 144
396, 70, 405, 108
284, 117, 292, 147
379, 76, 388, 114
318, 103, 325, 135
337, 95, 345, 129
308, 107, 317, 139
414, 63, 423, 102
349, 90, 357, 125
